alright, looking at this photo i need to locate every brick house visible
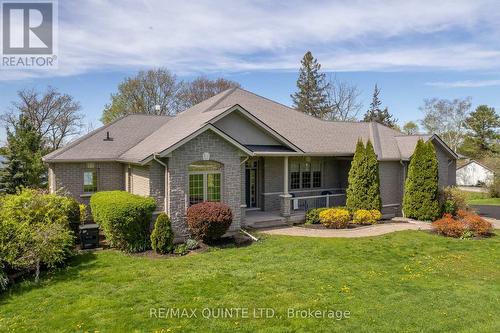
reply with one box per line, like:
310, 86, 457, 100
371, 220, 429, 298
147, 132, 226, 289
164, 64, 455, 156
44, 88, 457, 235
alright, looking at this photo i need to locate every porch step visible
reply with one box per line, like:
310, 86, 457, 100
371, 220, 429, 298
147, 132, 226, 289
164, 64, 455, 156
248, 219, 288, 229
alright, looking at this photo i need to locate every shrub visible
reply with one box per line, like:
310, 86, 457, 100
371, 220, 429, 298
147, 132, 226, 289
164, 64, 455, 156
346, 140, 381, 212
441, 187, 468, 215
403, 140, 441, 221
151, 213, 174, 254
353, 209, 382, 225
185, 239, 199, 250
305, 207, 329, 224
319, 208, 350, 229
432, 216, 465, 238
90, 191, 156, 252
488, 176, 500, 198
460, 211, 492, 236
432, 211, 492, 238
174, 243, 188, 255
186, 202, 233, 242
0, 188, 75, 283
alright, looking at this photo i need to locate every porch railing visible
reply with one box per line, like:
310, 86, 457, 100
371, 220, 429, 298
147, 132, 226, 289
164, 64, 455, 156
291, 192, 346, 211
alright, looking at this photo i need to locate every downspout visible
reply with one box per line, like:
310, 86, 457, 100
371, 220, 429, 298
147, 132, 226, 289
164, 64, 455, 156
153, 154, 168, 214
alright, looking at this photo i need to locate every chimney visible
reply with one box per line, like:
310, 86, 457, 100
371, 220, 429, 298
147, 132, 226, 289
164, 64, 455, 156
103, 131, 113, 141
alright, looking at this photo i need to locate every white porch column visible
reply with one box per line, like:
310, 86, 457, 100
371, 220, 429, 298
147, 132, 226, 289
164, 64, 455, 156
283, 156, 289, 195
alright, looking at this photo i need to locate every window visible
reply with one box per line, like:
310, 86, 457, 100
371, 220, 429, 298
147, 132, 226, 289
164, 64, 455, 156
289, 158, 322, 190
312, 160, 322, 188
83, 163, 98, 193
301, 162, 311, 188
290, 160, 300, 190
188, 161, 222, 205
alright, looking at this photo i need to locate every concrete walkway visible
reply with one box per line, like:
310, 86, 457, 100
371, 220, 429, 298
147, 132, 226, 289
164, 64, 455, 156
260, 221, 432, 238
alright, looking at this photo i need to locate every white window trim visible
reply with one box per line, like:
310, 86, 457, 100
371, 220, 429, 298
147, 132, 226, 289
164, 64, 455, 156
188, 170, 222, 203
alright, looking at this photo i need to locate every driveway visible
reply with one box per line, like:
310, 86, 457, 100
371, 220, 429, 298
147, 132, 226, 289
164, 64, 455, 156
472, 205, 500, 219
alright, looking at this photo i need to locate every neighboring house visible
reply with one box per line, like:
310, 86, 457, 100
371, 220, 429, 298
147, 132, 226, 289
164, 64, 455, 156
43, 88, 457, 235
456, 160, 494, 186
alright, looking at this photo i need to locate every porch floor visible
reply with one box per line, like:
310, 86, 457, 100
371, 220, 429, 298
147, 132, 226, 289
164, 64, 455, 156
244, 210, 305, 229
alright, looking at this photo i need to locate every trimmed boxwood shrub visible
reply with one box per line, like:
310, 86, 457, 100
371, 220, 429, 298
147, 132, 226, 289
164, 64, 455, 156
305, 207, 329, 224
90, 191, 156, 252
186, 202, 233, 242
151, 213, 174, 254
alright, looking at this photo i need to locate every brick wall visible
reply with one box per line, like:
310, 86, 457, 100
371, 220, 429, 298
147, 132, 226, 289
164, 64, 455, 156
167, 130, 243, 237
48, 162, 125, 206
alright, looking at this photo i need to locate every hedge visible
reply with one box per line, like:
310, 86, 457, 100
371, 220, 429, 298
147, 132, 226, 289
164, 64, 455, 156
90, 191, 156, 252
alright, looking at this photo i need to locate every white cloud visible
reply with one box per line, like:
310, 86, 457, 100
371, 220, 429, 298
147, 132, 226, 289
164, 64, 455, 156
425, 79, 500, 88
1, 0, 500, 80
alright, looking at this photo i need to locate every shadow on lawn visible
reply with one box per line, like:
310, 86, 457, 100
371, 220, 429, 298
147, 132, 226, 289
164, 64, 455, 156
0, 251, 98, 302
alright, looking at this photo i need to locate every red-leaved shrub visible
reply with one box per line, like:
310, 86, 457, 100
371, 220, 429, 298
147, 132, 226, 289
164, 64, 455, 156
462, 212, 492, 236
432, 210, 492, 238
186, 202, 233, 242
432, 216, 465, 238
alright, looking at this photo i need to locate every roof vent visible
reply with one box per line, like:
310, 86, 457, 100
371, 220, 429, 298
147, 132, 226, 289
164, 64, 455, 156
103, 131, 114, 141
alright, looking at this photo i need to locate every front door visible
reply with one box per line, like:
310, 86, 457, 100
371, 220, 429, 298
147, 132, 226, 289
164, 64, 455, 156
245, 159, 258, 208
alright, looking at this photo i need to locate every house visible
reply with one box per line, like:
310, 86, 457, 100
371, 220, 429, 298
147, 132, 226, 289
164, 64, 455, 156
456, 160, 494, 186
43, 88, 457, 235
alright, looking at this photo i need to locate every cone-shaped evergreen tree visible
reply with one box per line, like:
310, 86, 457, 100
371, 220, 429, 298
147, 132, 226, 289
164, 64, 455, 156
291, 51, 330, 118
403, 139, 440, 221
0, 116, 46, 193
346, 139, 367, 212
365, 140, 381, 210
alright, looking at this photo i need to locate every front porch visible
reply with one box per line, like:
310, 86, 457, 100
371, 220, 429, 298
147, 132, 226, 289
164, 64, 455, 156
244, 209, 305, 229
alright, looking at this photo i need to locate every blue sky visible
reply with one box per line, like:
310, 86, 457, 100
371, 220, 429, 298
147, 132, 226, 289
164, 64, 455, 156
1, 0, 500, 143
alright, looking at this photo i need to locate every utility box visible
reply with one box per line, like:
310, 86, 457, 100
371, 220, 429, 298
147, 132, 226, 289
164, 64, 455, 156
79, 224, 100, 249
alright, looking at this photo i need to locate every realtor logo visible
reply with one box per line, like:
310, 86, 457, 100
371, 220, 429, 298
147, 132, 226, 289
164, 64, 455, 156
1, 0, 57, 68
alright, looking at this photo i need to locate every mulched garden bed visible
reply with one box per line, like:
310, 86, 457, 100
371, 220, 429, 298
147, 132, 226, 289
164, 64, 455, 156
298, 219, 400, 230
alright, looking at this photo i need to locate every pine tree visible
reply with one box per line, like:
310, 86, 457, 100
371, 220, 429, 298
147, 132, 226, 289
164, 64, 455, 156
0, 116, 47, 193
291, 51, 330, 118
346, 139, 367, 212
363, 84, 398, 128
365, 140, 381, 210
403, 139, 440, 221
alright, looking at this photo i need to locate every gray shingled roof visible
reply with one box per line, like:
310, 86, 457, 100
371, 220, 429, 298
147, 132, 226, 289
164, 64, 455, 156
44, 88, 448, 164
43, 115, 172, 162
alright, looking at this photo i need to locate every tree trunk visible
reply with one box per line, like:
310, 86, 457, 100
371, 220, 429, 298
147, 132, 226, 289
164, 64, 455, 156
35, 259, 40, 284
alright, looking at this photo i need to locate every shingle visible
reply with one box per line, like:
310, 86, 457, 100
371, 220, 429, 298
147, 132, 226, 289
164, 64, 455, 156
44, 87, 437, 163
44, 114, 171, 162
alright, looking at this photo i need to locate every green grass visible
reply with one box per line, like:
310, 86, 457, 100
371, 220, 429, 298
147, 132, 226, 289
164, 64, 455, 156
1, 231, 500, 332
468, 197, 500, 206
460, 190, 500, 206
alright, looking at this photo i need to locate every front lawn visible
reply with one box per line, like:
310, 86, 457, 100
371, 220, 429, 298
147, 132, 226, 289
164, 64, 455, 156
460, 190, 500, 206
469, 197, 500, 206
1, 231, 499, 332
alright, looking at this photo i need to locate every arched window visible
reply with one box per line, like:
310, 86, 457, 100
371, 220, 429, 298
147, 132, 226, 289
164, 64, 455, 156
188, 161, 222, 205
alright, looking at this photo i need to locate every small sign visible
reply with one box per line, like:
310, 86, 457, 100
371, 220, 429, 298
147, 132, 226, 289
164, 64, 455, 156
202, 152, 210, 160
